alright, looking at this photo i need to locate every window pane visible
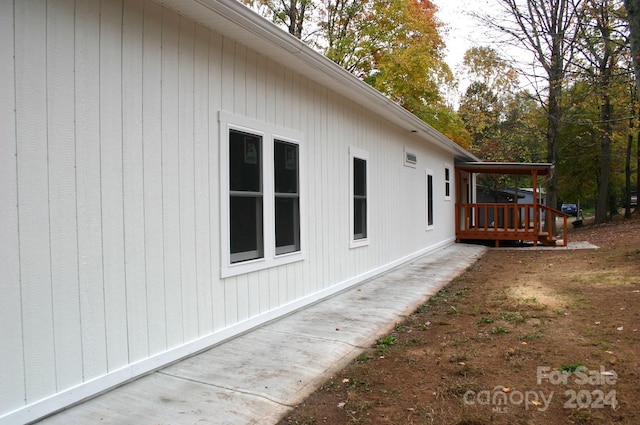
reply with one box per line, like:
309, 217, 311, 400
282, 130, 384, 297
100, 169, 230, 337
230, 196, 263, 262
275, 197, 300, 253
354, 158, 366, 197
230, 130, 261, 192
354, 198, 367, 239
274, 140, 298, 194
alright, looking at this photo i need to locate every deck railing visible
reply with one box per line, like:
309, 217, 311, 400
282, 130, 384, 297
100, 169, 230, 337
456, 203, 568, 247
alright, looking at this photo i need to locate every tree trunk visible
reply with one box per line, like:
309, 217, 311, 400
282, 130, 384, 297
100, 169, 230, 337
546, 43, 564, 228
636, 129, 640, 215
625, 131, 632, 218
596, 97, 612, 223
625, 0, 640, 98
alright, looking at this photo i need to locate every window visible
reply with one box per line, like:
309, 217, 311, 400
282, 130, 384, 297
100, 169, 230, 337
219, 111, 305, 277
444, 164, 452, 201
229, 130, 264, 263
426, 169, 434, 229
350, 147, 369, 247
274, 140, 300, 255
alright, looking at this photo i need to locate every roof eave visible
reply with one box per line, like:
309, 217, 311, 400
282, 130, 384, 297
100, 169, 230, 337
455, 162, 554, 176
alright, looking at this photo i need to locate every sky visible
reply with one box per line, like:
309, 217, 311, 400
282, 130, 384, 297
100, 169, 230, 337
431, 0, 535, 104
431, 0, 497, 104
432, 0, 486, 71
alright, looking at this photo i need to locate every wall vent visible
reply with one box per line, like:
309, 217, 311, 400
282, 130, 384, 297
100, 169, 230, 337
404, 148, 417, 168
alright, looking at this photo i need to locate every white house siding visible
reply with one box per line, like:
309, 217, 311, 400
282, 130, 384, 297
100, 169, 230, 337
0, 0, 460, 423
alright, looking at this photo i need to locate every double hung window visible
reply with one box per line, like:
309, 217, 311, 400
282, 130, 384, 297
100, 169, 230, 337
350, 147, 369, 248
220, 112, 304, 277
444, 164, 452, 200
426, 169, 434, 229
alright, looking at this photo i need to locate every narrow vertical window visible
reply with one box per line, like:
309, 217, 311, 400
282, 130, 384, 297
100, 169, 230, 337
274, 140, 300, 255
353, 158, 367, 239
444, 165, 451, 200
427, 170, 434, 228
350, 147, 369, 247
229, 130, 263, 263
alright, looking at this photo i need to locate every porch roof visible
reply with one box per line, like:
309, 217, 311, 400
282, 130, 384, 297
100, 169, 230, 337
455, 162, 554, 176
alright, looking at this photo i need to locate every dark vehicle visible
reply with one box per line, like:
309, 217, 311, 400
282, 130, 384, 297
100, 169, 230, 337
561, 203, 578, 217
620, 191, 637, 207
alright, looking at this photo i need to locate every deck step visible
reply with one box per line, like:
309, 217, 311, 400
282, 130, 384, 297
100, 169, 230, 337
538, 232, 557, 246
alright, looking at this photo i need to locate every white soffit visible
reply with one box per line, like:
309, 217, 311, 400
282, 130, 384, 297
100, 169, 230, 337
154, 0, 476, 161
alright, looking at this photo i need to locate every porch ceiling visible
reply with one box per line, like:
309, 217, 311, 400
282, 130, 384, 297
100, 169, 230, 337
455, 162, 553, 176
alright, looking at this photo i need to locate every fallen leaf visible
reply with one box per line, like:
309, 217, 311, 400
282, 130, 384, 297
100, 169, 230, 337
531, 400, 542, 406
342, 378, 350, 384
617, 326, 624, 331
337, 402, 345, 409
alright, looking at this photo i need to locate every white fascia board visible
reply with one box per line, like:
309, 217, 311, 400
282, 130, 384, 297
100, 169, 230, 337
155, 0, 477, 161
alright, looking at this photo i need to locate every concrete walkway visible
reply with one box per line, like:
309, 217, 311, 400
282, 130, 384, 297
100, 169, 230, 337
37, 244, 487, 425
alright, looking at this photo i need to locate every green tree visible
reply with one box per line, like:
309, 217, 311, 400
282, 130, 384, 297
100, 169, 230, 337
242, 0, 470, 148
479, 0, 585, 213
360, 0, 469, 146
458, 47, 543, 162
574, 0, 629, 221
624, 0, 640, 98
317, 0, 372, 73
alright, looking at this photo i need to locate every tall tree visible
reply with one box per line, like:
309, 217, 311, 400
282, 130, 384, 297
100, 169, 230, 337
480, 0, 584, 215
317, 0, 371, 72
623, 0, 640, 215
624, 0, 640, 97
458, 47, 520, 154
459, 47, 545, 164
574, 0, 629, 222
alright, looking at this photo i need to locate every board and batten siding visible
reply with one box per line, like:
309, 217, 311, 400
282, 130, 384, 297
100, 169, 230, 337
0, 0, 457, 423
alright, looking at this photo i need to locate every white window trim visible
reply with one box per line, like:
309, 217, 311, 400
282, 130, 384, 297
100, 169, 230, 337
444, 162, 452, 201
219, 111, 306, 278
349, 146, 369, 249
426, 168, 434, 231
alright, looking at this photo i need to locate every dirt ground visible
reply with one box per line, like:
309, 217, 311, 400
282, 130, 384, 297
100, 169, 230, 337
277, 215, 640, 425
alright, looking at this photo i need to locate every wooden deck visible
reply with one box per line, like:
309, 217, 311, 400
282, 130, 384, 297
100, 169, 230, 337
456, 203, 569, 247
